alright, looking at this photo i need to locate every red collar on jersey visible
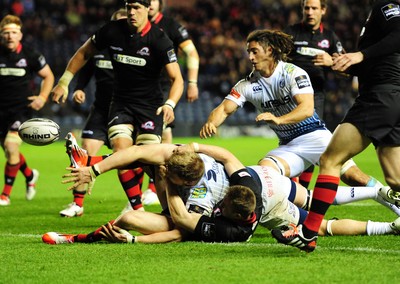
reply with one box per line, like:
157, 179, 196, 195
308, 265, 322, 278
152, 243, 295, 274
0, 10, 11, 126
153, 12, 163, 24
140, 20, 151, 36
300, 22, 324, 33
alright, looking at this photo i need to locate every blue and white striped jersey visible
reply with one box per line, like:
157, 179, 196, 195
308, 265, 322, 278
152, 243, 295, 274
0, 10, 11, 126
226, 61, 325, 144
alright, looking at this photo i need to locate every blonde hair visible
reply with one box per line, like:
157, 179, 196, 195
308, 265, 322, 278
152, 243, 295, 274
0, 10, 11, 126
0, 14, 22, 31
166, 151, 204, 184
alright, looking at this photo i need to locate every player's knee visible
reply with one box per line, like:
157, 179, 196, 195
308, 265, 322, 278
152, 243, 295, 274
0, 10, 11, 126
384, 176, 400, 191
136, 133, 161, 145
259, 156, 286, 176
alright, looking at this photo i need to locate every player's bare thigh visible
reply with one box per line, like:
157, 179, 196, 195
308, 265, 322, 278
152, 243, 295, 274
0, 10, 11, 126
320, 123, 370, 175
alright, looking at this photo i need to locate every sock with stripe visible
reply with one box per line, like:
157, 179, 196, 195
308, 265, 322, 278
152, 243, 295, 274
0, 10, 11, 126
119, 168, 144, 210
303, 174, 339, 239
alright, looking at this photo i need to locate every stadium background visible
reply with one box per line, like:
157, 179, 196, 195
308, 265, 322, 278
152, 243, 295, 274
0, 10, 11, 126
0, 0, 369, 137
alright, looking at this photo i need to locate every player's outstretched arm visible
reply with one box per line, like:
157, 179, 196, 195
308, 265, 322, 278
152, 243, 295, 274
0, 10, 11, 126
200, 99, 238, 138
51, 39, 98, 104
62, 144, 178, 191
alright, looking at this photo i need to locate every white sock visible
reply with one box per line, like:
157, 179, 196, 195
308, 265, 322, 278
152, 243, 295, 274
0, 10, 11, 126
366, 220, 393, 235
333, 186, 376, 205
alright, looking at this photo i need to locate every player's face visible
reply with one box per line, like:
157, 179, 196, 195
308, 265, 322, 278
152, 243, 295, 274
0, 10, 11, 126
126, 2, 149, 30
0, 25, 22, 52
247, 41, 274, 74
302, 0, 326, 30
148, 0, 160, 19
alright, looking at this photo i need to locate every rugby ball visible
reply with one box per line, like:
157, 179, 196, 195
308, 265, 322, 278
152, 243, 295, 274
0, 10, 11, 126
18, 118, 60, 146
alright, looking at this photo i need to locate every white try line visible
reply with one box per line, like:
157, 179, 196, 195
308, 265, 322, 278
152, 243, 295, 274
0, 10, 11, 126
1, 233, 399, 255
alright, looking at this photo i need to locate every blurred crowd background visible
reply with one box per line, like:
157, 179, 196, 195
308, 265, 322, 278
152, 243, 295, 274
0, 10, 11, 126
0, 0, 369, 135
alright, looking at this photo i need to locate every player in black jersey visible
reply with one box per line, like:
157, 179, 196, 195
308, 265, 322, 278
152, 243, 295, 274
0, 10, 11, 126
284, 0, 345, 188
142, 0, 200, 205
51, 0, 184, 213
0, 15, 54, 206
59, 9, 128, 218
272, 0, 400, 252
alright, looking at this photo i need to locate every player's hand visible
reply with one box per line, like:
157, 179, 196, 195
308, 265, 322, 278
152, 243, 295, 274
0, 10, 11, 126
62, 166, 95, 194
72, 90, 86, 104
200, 122, 217, 138
27, 95, 46, 111
51, 84, 68, 104
100, 223, 133, 243
255, 112, 281, 125
156, 105, 175, 125
313, 52, 333, 67
186, 84, 199, 103
332, 52, 364, 72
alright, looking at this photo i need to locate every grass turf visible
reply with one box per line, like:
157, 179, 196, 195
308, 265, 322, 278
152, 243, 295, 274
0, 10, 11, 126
0, 137, 398, 284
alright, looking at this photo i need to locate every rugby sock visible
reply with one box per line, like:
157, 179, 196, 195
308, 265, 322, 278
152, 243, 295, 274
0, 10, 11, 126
73, 189, 86, 207
302, 175, 339, 238
86, 155, 109, 166
18, 153, 33, 181
148, 178, 156, 193
119, 169, 144, 210
333, 186, 376, 204
75, 220, 115, 243
299, 165, 314, 188
2, 162, 19, 196
366, 220, 395, 236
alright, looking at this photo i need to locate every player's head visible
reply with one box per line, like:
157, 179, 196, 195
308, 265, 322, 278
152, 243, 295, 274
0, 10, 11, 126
0, 15, 23, 52
111, 8, 128, 21
301, 0, 327, 29
220, 185, 256, 221
125, 0, 150, 30
165, 151, 205, 187
148, 0, 163, 20
246, 29, 293, 69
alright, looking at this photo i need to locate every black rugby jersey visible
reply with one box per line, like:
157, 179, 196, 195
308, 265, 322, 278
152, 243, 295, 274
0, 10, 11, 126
91, 19, 177, 106
152, 13, 190, 87
74, 51, 114, 109
152, 13, 190, 54
191, 169, 263, 243
284, 23, 343, 92
350, 0, 400, 91
0, 44, 47, 109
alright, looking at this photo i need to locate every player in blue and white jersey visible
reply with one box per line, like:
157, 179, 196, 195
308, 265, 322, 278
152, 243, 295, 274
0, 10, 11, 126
200, 29, 379, 190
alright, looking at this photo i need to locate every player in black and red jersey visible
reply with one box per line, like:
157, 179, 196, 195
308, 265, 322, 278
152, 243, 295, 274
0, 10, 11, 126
51, 0, 184, 214
59, 9, 127, 218
284, 0, 345, 188
273, 0, 400, 252
0, 15, 54, 206
142, 0, 200, 205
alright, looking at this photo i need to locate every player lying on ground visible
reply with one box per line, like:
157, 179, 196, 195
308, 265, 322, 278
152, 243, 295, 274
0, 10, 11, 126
42, 139, 400, 244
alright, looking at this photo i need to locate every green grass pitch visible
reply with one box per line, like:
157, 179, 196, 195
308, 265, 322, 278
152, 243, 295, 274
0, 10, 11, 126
0, 136, 398, 283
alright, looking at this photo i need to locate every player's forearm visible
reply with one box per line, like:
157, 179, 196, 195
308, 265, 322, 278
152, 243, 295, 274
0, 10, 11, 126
38, 67, 55, 100
195, 143, 244, 176
166, 185, 200, 232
